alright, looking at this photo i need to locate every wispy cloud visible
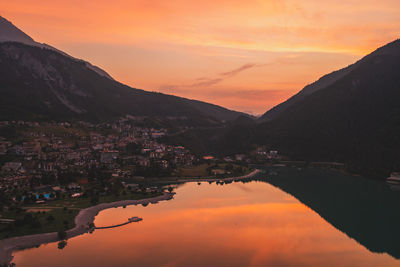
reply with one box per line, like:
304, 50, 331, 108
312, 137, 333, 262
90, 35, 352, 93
160, 63, 261, 90
188, 78, 223, 87
219, 63, 257, 77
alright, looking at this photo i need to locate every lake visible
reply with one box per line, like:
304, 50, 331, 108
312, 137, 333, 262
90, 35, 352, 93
11, 168, 400, 266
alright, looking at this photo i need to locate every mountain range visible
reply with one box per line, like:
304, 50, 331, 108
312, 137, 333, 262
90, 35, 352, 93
259, 39, 400, 122
167, 39, 400, 178
256, 39, 400, 177
1, 15, 399, 178
0, 16, 246, 124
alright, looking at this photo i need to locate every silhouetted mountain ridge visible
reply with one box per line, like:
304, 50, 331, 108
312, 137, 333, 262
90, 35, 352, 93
0, 16, 247, 124
260, 39, 400, 122
256, 39, 400, 177
168, 39, 400, 178
0, 16, 114, 80
260, 167, 400, 259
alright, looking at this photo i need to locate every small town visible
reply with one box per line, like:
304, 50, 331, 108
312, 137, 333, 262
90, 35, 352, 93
0, 118, 197, 203
0, 116, 258, 209
0, 116, 261, 244
0, 118, 203, 239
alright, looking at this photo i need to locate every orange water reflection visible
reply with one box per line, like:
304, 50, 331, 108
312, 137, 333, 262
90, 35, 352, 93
13, 181, 400, 267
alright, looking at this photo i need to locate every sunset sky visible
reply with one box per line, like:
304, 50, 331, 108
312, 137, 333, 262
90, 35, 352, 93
1, 0, 400, 114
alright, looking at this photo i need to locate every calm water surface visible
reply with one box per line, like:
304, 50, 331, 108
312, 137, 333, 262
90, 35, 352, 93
12, 170, 400, 267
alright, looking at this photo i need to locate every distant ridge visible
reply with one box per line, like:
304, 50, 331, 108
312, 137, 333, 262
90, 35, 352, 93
255, 38, 400, 178
0, 16, 114, 80
260, 39, 400, 122
0, 16, 35, 44
0, 16, 247, 123
175, 39, 400, 178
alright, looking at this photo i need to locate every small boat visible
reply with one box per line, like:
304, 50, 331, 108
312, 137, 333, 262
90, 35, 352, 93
386, 172, 400, 184
128, 217, 143, 222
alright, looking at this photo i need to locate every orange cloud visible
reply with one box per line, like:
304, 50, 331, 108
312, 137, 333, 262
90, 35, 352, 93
1, 0, 399, 113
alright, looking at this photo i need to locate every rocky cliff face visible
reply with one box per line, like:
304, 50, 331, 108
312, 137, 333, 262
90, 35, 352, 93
0, 16, 114, 80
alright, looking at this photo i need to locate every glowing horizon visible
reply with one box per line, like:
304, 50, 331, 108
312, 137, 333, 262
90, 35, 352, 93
1, 0, 399, 114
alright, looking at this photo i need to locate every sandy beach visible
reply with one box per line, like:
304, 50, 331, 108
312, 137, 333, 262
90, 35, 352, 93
0, 192, 174, 266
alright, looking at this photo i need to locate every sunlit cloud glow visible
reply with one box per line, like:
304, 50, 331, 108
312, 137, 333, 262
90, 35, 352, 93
1, 0, 399, 114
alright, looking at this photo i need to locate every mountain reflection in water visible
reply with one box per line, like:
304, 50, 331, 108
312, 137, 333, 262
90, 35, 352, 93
11, 169, 400, 267
261, 167, 400, 259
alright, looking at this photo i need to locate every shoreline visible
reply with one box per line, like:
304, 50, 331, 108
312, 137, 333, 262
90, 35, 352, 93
147, 169, 262, 184
0, 192, 174, 266
0, 169, 261, 265
176, 169, 261, 183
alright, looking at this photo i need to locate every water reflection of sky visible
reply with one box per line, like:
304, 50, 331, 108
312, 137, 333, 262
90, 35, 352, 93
13, 181, 400, 267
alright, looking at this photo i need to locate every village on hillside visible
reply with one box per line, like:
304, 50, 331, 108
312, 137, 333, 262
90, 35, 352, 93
0, 118, 198, 203
0, 117, 263, 207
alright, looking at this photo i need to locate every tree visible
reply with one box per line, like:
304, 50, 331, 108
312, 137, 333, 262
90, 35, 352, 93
58, 240, 68, 250
47, 215, 55, 222
225, 164, 233, 171
30, 218, 42, 228
58, 230, 67, 240
167, 187, 173, 193
90, 193, 99, 205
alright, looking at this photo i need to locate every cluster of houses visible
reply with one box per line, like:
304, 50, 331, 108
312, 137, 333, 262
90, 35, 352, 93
0, 119, 197, 202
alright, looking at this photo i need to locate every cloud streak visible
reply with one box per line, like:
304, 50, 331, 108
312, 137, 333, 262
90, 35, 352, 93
4, 0, 398, 113
188, 78, 223, 88
219, 63, 257, 77
160, 63, 261, 90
